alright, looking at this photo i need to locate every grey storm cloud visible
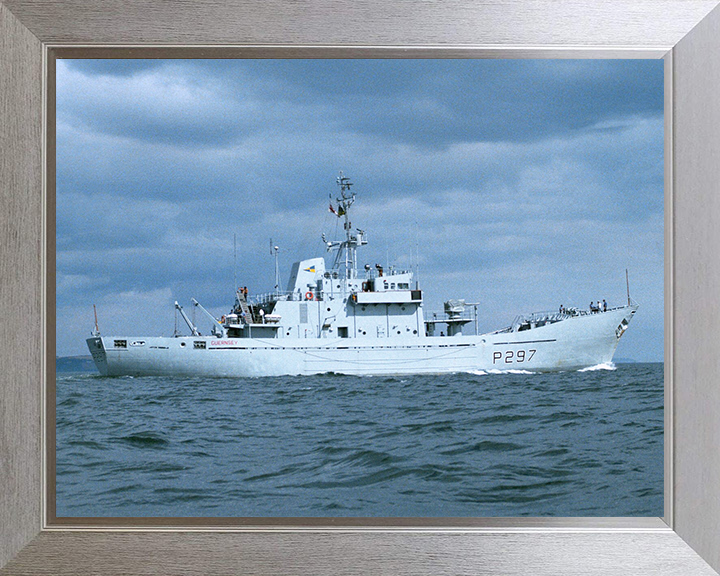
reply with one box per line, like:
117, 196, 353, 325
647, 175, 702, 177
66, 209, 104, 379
60, 59, 664, 152
56, 58, 664, 361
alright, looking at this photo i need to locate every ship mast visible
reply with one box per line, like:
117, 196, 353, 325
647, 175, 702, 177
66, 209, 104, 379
323, 172, 367, 279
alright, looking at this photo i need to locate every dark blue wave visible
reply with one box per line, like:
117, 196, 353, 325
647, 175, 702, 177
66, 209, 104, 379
55, 363, 663, 517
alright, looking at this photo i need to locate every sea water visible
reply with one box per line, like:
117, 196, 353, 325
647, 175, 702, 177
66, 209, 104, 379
55, 363, 663, 517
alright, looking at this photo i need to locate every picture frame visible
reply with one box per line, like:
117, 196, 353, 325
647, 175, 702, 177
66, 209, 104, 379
2, 1, 720, 574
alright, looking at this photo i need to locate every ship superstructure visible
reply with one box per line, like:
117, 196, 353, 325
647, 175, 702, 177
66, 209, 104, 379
87, 174, 638, 377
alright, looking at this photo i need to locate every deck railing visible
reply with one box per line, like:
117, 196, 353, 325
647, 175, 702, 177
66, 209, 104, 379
250, 290, 326, 304
425, 310, 476, 323
512, 305, 629, 330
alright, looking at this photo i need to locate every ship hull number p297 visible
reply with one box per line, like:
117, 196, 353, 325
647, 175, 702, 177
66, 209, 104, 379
492, 349, 536, 364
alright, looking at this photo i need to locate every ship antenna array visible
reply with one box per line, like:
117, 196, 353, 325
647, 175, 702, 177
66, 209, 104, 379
323, 172, 368, 279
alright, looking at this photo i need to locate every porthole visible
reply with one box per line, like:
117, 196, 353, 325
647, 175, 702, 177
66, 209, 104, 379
327, 307, 331, 312
413, 330, 418, 334
180, 342, 186, 347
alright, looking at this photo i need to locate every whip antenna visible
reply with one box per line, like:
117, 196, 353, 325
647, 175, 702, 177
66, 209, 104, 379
271, 239, 280, 296
626, 268, 631, 305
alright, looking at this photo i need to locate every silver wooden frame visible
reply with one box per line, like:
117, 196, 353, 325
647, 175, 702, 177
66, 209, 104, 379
2, 1, 720, 574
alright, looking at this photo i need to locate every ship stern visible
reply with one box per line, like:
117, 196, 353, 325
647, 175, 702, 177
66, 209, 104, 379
86, 337, 109, 375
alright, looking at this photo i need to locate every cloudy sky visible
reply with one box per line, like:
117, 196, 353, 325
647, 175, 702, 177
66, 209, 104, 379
56, 59, 664, 361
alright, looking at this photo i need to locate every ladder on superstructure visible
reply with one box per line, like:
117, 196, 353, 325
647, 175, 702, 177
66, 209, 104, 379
237, 299, 256, 324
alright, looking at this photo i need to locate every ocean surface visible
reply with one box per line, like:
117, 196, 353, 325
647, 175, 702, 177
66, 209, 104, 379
56, 363, 663, 517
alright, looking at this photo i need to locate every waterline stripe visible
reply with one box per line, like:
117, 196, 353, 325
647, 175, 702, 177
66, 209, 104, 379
493, 339, 557, 345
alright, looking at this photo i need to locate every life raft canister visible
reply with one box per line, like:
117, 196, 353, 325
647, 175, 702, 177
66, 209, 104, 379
305, 291, 314, 301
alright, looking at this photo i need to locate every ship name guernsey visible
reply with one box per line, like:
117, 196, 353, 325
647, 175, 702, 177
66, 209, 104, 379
87, 173, 638, 377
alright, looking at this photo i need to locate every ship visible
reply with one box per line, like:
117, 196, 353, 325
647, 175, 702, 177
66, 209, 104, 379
86, 173, 638, 377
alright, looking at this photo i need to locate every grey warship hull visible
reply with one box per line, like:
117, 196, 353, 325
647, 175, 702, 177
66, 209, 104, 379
88, 305, 637, 377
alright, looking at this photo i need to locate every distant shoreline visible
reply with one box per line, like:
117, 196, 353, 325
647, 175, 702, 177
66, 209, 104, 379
56, 355, 96, 372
